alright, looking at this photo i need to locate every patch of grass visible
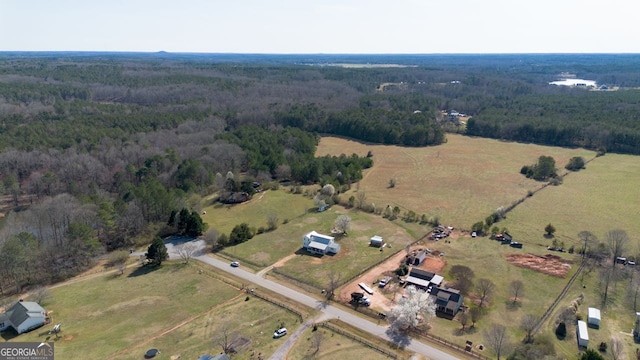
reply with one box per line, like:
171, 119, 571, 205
117, 296, 302, 360
12, 263, 240, 359
287, 325, 397, 360
317, 134, 594, 229
499, 152, 640, 249
201, 189, 312, 236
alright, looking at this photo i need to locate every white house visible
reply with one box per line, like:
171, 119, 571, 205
588, 307, 601, 328
577, 320, 589, 347
302, 231, 340, 255
0, 301, 48, 334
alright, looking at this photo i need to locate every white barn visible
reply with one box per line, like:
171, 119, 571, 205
302, 231, 340, 255
577, 320, 589, 348
588, 307, 601, 328
0, 301, 48, 334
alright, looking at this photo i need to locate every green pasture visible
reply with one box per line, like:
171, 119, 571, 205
499, 152, 640, 251
201, 189, 312, 236
287, 326, 394, 360
8, 263, 240, 359
317, 134, 595, 229
271, 209, 420, 288
118, 296, 302, 360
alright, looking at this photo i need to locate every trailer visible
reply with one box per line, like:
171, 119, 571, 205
577, 320, 589, 347
358, 282, 374, 295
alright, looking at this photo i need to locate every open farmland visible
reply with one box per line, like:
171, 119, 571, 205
499, 152, 640, 249
316, 134, 595, 229
3, 263, 299, 360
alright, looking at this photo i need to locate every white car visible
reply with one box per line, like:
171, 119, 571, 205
273, 328, 287, 338
230, 261, 240, 267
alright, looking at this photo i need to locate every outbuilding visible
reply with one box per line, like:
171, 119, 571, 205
577, 320, 589, 347
370, 235, 384, 247
588, 307, 601, 328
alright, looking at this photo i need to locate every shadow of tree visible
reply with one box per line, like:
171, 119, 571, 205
385, 328, 411, 349
505, 300, 522, 311
127, 264, 162, 277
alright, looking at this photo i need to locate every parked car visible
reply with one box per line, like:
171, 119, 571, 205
378, 276, 391, 287
273, 328, 287, 338
230, 261, 240, 267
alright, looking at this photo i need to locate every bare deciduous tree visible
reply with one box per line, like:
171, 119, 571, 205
469, 306, 482, 327
213, 326, 236, 354
267, 212, 279, 231
611, 335, 624, 360
326, 272, 341, 301
177, 242, 197, 264
484, 324, 509, 360
310, 330, 323, 357
509, 280, 524, 303
355, 190, 367, 210
334, 215, 351, 235
203, 228, 219, 249
607, 229, 629, 266
578, 230, 597, 259
107, 250, 130, 275
520, 314, 538, 343
458, 312, 469, 332
476, 278, 496, 307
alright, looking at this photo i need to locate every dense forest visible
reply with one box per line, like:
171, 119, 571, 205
1, 52, 640, 293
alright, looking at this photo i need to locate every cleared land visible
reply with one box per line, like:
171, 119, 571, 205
3, 263, 299, 360
316, 134, 595, 229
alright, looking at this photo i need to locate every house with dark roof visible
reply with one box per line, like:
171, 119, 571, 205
302, 231, 340, 255
0, 301, 48, 334
430, 287, 464, 315
404, 268, 443, 290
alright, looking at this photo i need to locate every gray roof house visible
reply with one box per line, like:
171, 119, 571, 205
0, 301, 48, 334
430, 287, 464, 315
302, 231, 340, 255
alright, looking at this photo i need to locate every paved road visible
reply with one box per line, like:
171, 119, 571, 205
195, 254, 461, 360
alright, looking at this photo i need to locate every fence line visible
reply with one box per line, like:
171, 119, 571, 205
318, 322, 398, 359
249, 289, 304, 323
532, 260, 586, 335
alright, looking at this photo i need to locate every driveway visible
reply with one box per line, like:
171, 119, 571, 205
194, 254, 461, 360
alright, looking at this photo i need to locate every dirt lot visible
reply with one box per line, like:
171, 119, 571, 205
339, 245, 447, 312
506, 253, 572, 278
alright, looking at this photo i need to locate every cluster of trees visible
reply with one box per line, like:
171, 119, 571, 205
520, 156, 558, 181
168, 208, 206, 237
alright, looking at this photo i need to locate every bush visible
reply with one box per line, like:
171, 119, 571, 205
396, 264, 409, 276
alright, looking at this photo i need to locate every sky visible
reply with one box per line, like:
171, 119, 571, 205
1, 0, 639, 53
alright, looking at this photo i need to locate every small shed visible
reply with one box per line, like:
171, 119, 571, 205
370, 235, 384, 247
588, 307, 601, 328
577, 320, 589, 347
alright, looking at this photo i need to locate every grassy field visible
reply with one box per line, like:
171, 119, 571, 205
499, 152, 640, 250
4, 263, 300, 360
316, 134, 595, 229
200, 189, 313, 236
287, 326, 395, 360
